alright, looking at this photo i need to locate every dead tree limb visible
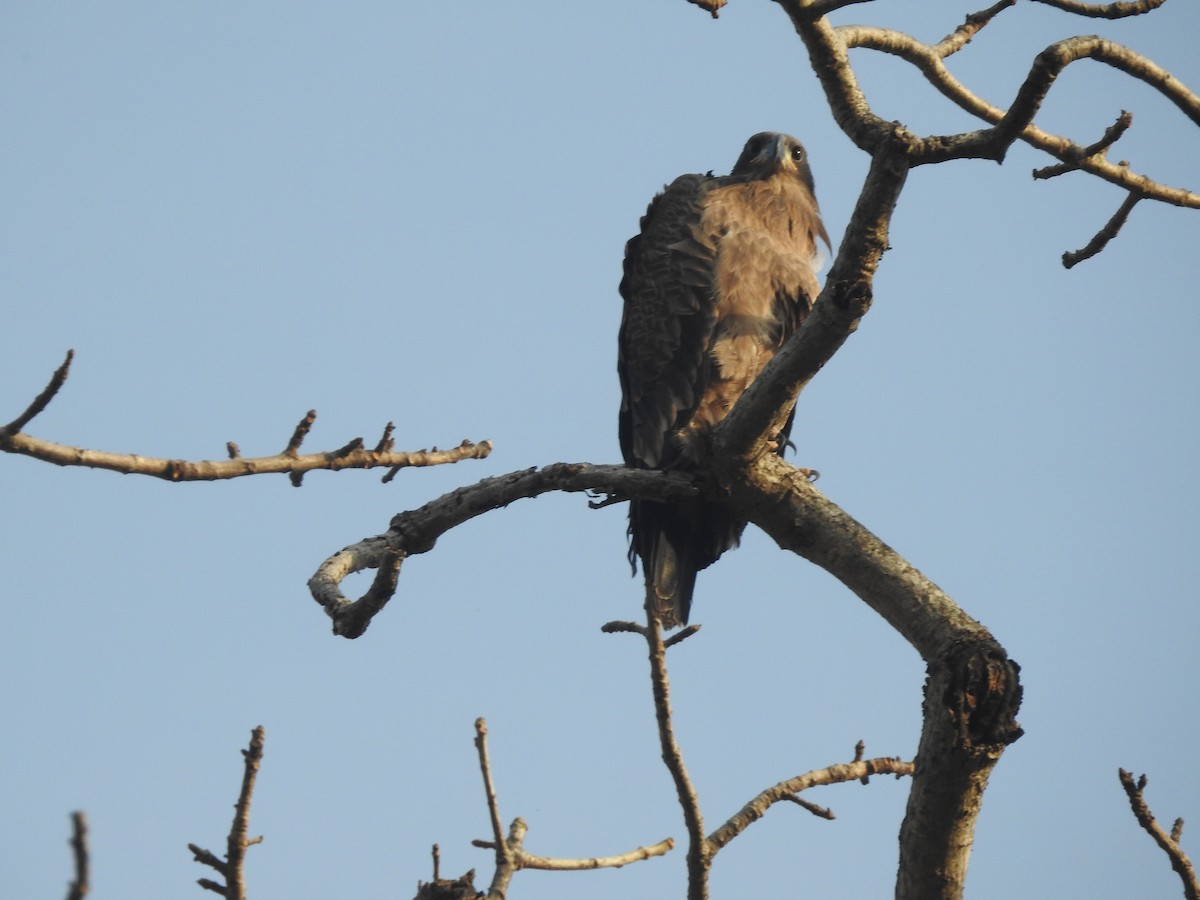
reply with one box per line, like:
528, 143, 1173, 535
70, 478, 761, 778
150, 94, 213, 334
0, 352, 491, 483
469, 718, 672, 899
65, 811, 89, 900
1118, 768, 1199, 900
188, 726, 266, 900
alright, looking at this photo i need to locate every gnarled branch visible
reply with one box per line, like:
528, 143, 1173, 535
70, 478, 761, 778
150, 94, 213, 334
309, 464, 697, 637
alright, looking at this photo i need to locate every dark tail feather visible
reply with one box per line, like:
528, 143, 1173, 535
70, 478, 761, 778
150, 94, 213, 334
629, 499, 743, 628
646, 531, 698, 629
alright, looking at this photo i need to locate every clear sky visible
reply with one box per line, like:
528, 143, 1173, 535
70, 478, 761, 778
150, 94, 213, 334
2, 3, 1197, 898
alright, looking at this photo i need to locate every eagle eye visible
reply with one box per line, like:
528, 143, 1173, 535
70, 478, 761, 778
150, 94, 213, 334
790, 146, 805, 163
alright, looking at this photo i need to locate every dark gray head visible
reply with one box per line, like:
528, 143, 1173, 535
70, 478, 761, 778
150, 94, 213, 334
730, 132, 819, 198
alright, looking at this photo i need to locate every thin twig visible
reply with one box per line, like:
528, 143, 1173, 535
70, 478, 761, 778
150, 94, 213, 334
470, 717, 670, 896
1, 354, 492, 482
66, 811, 89, 900
189, 727, 266, 900
707, 754, 915, 852
932, 0, 1017, 58
1033, 111, 1134, 178
642, 611, 708, 898
474, 719, 507, 859
283, 410, 316, 456
3, 349, 73, 434
517, 838, 675, 870
1118, 768, 1199, 900
1, 425, 492, 483
1062, 191, 1144, 268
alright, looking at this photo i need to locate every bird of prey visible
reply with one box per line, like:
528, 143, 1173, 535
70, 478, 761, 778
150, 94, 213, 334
618, 132, 829, 627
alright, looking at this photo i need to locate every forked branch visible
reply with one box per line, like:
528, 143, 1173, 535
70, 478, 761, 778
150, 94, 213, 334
469, 718, 672, 899
707, 746, 915, 852
188, 726, 266, 900
1118, 768, 1199, 900
777, 0, 1197, 264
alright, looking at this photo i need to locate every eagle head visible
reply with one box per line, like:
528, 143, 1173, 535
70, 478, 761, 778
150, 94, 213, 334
730, 132, 818, 196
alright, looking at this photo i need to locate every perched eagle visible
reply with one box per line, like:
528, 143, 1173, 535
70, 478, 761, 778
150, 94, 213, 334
618, 132, 829, 627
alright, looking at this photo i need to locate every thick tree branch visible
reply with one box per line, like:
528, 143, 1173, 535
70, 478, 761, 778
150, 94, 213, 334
188, 727, 265, 900
1119, 768, 1199, 900
2, 354, 492, 483
714, 143, 908, 460
723, 454, 1022, 899
310, 464, 697, 638
1030, 0, 1166, 18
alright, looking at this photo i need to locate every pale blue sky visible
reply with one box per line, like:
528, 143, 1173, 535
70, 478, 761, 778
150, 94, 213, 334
2, 3, 1198, 898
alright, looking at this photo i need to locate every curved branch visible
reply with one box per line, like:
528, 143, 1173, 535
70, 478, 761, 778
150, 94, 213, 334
309, 464, 698, 637
833, 24, 1200, 204
1030, 0, 1166, 18
1062, 190, 1145, 268
517, 839, 675, 871
725, 454, 1022, 899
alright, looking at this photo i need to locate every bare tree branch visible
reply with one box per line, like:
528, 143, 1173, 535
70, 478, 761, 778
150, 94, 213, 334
1118, 768, 1200, 900
1030, 0, 1166, 18
470, 718, 672, 898
310, 464, 697, 637
605, 603, 709, 897
827, 21, 1200, 198
645, 614, 707, 897
188, 727, 266, 900
5, 349, 74, 434
65, 811, 89, 900
707, 752, 915, 852
722, 453, 1022, 899
1062, 190, 1145, 267
1032, 110, 1134, 179
1, 354, 492, 483
932, 0, 1018, 58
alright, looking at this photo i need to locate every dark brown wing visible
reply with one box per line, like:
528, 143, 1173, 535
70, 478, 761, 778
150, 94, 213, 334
618, 173, 720, 471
